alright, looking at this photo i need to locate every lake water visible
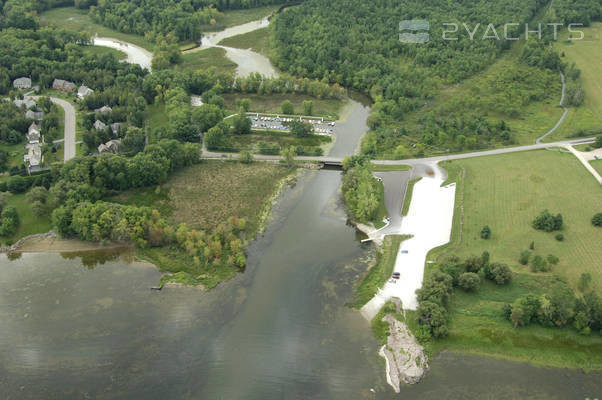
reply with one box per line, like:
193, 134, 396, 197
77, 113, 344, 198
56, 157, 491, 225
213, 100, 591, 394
1, 170, 600, 399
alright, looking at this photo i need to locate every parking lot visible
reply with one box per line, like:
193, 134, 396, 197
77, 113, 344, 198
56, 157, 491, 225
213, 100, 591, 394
249, 115, 336, 136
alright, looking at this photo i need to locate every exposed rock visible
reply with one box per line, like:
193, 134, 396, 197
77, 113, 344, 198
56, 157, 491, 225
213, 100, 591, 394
379, 313, 428, 392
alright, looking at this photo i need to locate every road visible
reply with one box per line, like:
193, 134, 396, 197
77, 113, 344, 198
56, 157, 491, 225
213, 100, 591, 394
202, 137, 597, 165
536, 70, 568, 144
49, 97, 76, 161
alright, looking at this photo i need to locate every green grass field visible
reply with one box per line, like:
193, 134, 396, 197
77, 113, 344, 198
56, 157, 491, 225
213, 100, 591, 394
551, 23, 602, 141
229, 131, 330, 153
178, 47, 237, 73
422, 150, 602, 369
591, 159, 602, 176
370, 164, 412, 172
433, 150, 601, 290
0, 193, 52, 246
40, 7, 155, 51
223, 93, 345, 118
401, 177, 421, 216
218, 27, 271, 57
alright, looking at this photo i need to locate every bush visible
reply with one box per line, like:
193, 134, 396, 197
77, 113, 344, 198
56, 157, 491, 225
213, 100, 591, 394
416, 271, 453, 305
464, 255, 484, 273
487, 263, 512, 285
532, 209, 563, 232
518, 250, 531, 265
281, 100, 294, 115
458, 272, 480, 292
0, 206, 19, 237
530, 255, 551, 272
546, 254, 559, 265
417, 300, 448, 338
480, 225, 491, 239
7, 175, 28, 193
592, 213, 602, 227
555, 233, 564, 241
239, 150, 254, 164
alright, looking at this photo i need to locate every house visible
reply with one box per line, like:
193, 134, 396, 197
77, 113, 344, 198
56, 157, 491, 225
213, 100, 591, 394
77, 85, 94, 98
13, 77, 32, 89
24, 143, 42, 167
94, 105, 112, 114
110, 122, 122, 135
52, 79, 76, 92
13, 98, 36, 109
98, 139, 122, 154
25, 110, 44, 121
94, 120, 108, 131
27, 122, 41, 144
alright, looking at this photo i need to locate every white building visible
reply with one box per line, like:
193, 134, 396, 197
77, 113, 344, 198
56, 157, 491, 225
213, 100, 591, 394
78, 85, 94, 98
94, 105, 112, 114
98, 139, 122, 154
27, 122, 41, 144
14, 98, 36, 109
94, 120, 108, 131
13, 77, 32, 89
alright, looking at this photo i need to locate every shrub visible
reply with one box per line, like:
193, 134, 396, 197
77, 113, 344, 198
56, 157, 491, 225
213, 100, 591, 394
555, 233, 564, 241
416, 271, 453, 305
546, 254, 559, 265
417, 300, 448, 338
480, 225, 491, 239
529, 241, 535, 250
532, 209, 563, 232
592, 213, 602, 227
458, 272, 480, 292
577, 272, 592, 292
7, 175, 28, 193
487, 263, 512, 285
281, 100, 294, 115
518, 250, 531, 265
464, 255, 484, 273
530, 255, 550, 272
239, 150, 254, 164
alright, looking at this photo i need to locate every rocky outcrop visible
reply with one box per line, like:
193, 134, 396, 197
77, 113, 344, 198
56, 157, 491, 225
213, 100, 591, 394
0, 231, 56, 253
379, 313, 428, 392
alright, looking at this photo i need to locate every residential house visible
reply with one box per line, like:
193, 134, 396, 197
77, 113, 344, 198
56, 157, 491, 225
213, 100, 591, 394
78, 85, 94, 98
24, 143, 42, 167
25, 110, 44, 121
13, 98, 36, 109
94, 105, 112, 114
27, 123, 41, 144
110, 122, 122, 135
52, 79, 76, 91
13, 77, 32, 89
94, 120, 108, 131
98, 139, 122, 154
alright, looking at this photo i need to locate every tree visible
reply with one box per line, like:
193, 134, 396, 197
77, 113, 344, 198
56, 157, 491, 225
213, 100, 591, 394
239, 150, 254, 164
231, 113, 251, 135
593, 135, 602, 148
417, 301, 448, 338
532, 210, 563, 232
487, 263, 512, 285
281, 145, 296, 166
7, 175, 27, 193
281, 100, 294, 115
192, 104, 225, 132
518, 250, 531, 265
592, 213, 602, 227
578, 272, 592, 292
416, 271, 453, 305
122, 126, 146, 154
458, 272, 480, 292
303, 100, 314, 115
236, 98, 251, 112
289, 120, 314, 137
464, 255, 484, 273
480, 225, 491, 239
204, 122, 231, 151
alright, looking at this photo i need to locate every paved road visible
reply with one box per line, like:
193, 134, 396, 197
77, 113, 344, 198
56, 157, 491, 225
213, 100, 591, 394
49, 97, 76, 161
203, 137, 597, 165
373, 171, 412, 236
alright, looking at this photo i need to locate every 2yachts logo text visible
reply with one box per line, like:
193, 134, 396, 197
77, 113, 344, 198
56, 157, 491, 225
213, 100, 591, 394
399, 20, 585, 43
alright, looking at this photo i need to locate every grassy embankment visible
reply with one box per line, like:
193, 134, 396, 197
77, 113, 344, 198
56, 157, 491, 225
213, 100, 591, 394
401, 177, 422, 217
39, 7, 155, 51
111, 160, 296, 288
219, 26, 271, 57
0, 193, 52, 246
178, 47, 238, 74
350, 235, 407, 309
370, 164, 412, 172
547, 23, 602, 141
199, 5, 281, 32
422, 150, 602, 369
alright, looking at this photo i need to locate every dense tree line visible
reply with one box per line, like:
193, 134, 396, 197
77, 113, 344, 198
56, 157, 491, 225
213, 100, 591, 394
88, 0, 300, 43
504, 283, 602, 335
341, 155, 383, 224
554, 0, 602, 26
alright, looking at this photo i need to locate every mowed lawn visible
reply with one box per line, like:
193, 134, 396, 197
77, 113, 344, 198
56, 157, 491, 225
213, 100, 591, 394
178, 47, 237, 74
436, 150, 601, 291
427, 150, 602, 369
218, 27, 271, 57
550, 23, 602, 139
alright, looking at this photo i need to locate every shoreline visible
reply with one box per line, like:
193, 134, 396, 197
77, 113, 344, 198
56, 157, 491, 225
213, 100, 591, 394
1, 231, 130, 254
